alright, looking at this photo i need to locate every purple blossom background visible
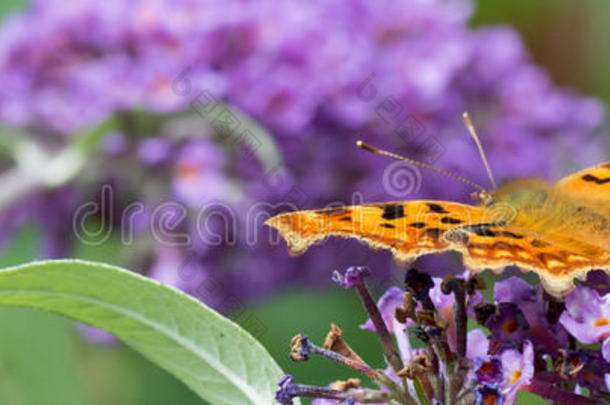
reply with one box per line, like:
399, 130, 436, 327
0, 0, 607, 315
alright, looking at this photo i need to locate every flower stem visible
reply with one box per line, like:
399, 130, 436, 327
290, 334, 377, 377
354, 276, 404, 373
453, 287, 467, 358
278, 381, 390, 403
412, 377, 429, 405
374, 371, 417, 405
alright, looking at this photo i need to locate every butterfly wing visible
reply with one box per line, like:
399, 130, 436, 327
265, 201, 491, 263
554, 161, 610, 199
266, 199, 610, 297
453, 223, 610, 297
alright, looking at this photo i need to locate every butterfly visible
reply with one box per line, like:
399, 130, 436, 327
265, 114, 610, 298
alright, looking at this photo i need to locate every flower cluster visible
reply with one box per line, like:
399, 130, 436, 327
0, 0, 607, 312
276, 267, 610, 404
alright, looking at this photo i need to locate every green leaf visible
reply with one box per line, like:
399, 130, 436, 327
0, 307, 91, 405
0, 259, 285, 405
516, 390, 548, 405
0, 0, 26, 21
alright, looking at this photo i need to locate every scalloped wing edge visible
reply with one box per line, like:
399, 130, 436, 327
265, 214, 609, 298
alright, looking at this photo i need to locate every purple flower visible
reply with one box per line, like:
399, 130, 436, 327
137, 137, 172, 166
500, 341, 534, 404
274, 265, 610, 403
474, 383, 505, 405
465, 329, 491, 386
332, 266, 369, 289
428, 272, 483, 351
559, 286, 610, 344
582, 270, 610, 295
494, 277, 536, 304
275, 375, 296, 405
494, 277, 566, 351
171, 140, 230, 207
557, 349, 610, 391
484, 303, 529, 347
101, 131, 128, 156
147, 247, 196, 291
467, 329, 489, 359
474, 356, 503, 385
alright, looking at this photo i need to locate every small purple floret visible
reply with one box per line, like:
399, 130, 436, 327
275, 375, 296, 405
474, 356, 503, 385
474, 383, 505, 405
559, 286, 610, 344
332, 266, 369, 289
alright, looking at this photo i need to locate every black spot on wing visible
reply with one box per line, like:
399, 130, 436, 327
380, 223, 396, 229
380, 204, 405, 220
476, 228, 499, 237
427, 203, 450, 214
410, 222, 426, 228
581, 174, 610, 184
499, 231, 524, 239
441, 217, 463, 224
339, 216, 352, 222
460, 223, 499, 237
456, 223, 521, 239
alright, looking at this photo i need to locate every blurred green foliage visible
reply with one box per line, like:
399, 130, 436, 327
472, 0, 610, 106
0, 0, 26, 18
0, 308, 88, 405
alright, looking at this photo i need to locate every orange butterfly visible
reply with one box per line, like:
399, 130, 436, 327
265, 113, 610, 298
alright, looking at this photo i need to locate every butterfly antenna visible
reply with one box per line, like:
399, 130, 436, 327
462, 112, 498, 189
356, 140, 489, 193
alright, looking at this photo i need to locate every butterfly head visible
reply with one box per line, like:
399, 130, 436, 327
471, 189, 494, 206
